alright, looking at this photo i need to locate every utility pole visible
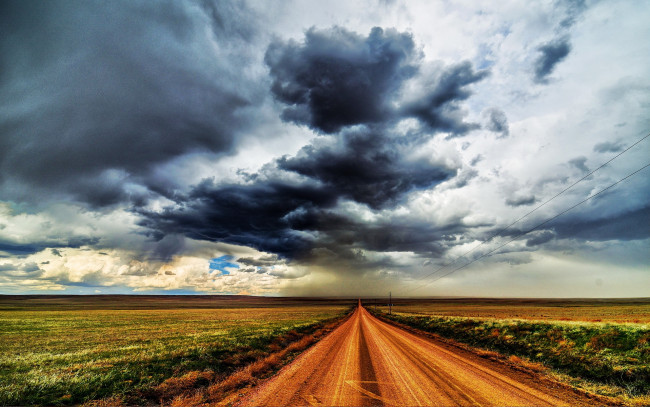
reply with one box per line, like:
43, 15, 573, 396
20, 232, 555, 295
389, 291, 392, 315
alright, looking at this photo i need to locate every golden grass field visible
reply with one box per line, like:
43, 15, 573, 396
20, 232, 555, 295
0, 295, 354, 406
370, 297, 650, 323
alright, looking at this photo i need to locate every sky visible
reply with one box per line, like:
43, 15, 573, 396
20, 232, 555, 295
0, 0, 648, 297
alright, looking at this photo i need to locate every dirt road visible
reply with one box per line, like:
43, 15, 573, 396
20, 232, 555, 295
238, 302, 596, 406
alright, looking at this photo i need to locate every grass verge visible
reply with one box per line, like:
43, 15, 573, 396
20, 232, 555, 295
371, 309, 650, 404
149, 312, 354, 407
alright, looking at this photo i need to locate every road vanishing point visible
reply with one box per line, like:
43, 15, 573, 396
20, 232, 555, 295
238, 301, 598, 406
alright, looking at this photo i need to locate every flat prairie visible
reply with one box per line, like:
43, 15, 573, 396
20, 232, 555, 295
0, 295, 353, 406
368, 297, 650, 323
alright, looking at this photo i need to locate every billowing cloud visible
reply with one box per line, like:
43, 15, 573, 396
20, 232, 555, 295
401, 62, 489, 134
266, 26, 418, 133
136, 26, 479, 265
278, 128, 455, 209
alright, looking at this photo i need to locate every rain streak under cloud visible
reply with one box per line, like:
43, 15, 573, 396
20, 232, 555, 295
0, 0, 649, 297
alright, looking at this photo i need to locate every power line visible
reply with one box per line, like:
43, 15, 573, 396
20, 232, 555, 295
408, 131, 650, 286
408, 161, 650, 293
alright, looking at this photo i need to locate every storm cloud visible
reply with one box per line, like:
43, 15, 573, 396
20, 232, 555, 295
553, 204, 650, 242
533, 37, 572, 84
266, 26, 418, 133
401, 62, 489, 134
137, 180, 334, 258
0, 236, 99, 257
278, 128, 455, 209
0, 0, 260, 207
136, 27, 481, 263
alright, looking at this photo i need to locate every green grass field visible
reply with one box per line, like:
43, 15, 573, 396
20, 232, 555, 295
0, 295, 353, 406
372, 298, 650, 403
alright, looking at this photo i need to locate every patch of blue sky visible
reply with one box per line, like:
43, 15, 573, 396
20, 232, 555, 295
209, 255, 239, 276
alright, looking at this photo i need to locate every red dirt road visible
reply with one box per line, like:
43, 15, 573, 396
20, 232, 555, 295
238, 302, 597, 406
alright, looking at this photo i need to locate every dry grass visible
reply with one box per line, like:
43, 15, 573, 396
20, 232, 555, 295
375, 298, 650, 323
83, 396, 126, 407
155, 371, 216, 400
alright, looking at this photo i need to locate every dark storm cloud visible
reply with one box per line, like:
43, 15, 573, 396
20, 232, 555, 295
266, 27, 488, 136
312, 219, 458, 259
0, 236, 99, 257
151, 234, 187, 262
533, 37, 572, 84
279, 128, 455, 209
553, 204, 650, 242
0, 243, 43, 256
483, 108, 509, 138
266, 26, 419, 133
525, 230, 556, 247
0, 0, 259, 207
136, 122, 459, 260
136, 26, 484, 264
402, 62, 489, 135
491, 200, 650, 250
136, 139, 459, 261
137, 171, 466, 265
136, 180, 336, 258
138, 172, 459, 263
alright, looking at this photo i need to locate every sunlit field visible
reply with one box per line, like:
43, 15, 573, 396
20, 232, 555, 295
0, 295, 353, 406
372, 298, 650, 404
368, 297, 650, 323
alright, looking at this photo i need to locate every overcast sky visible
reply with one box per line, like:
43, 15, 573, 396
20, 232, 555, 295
1, 0, 648, 297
